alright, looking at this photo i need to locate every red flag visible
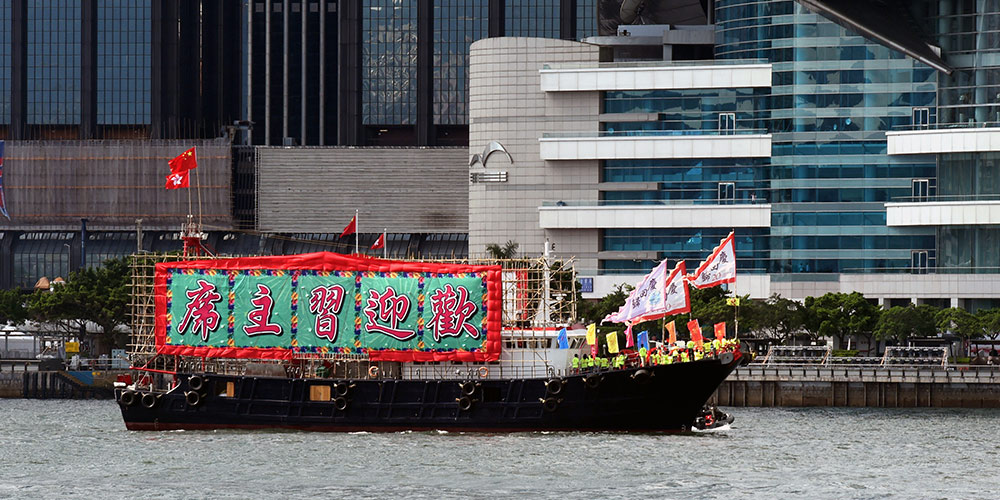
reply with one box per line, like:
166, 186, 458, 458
169, 147, 197, 174
687, 319, 703, 349
165, 170, 189, 189
371, 233, 385, 250
714, 322, 726, 341
340, 215, 356, 238
666, 320, 676, 345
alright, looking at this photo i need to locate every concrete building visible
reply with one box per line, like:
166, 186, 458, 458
468, 0, 1000, 309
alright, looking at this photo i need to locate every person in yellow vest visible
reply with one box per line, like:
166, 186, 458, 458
638, 346, 648, 366
616, 353, 625, 369
601, 356, 610, 370
583, 355, 593, 371
571, 354, 580, 373
679, 349, 689, 363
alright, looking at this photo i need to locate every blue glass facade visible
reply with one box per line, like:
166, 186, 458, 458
505, 0, 560, 38
433, 1, 487, 125
576, 0, 597, 39
0, 1, 9, 125
604, 88, 769, 132
97, 1, 151, 125
715, 0, 939, 273
603, 229, 770, 274
27, 1, 82, 125
362, 0, 417, 125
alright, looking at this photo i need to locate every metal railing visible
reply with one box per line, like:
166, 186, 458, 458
892, 121, 1000, 131
889, 194, 1000, 203
541, 59, 769, 70
541, 198, 768, 207
542, 129, 768, 138
755, 346, 948, 368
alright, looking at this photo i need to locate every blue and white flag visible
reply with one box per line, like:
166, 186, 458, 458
556, 327, 569, 349
637, 330, 649, 351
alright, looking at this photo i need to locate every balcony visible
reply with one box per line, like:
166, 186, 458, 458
540, 60, 772, 92
538, 199, 771, 229
887, 123, 1000, 155
885, 195, 1000, 226
539, 130, 771, 160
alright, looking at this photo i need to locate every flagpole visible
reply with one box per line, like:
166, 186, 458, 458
383, 228, 387, 258
732, 228, 738, 339
355, 209, 359, 255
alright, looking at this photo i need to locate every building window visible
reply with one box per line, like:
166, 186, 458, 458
0, 2, 10, 124
505, 0, 559, 38
97, 1, 151, 125
362, 0, 417, 125
27, 0, 82, 125
432, 0, 487, 126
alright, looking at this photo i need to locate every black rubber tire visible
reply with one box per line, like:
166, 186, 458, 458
545, 378, 563, 395
141, 393, 158, 409
188, 375, 205, 392
460, 381, 477, 396
542, 397, 559, 413
334, 396, 348, 411
584, 374, 603, 389
185, 391, 202, 407
334, 382, 350, 397
120, 391, 137, 407
458, 396, 473, 411
631, 369, 652, 385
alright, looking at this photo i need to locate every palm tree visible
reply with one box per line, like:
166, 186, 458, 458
485, 240, 519, 259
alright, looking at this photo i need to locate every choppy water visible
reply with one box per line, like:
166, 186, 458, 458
1, 400, 999, 499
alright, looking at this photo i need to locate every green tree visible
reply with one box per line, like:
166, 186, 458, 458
935, 307, 979, 340
26, 257, 131, 354
746, 294, 807, 343
0, 288, 29, 326
485, 240, 519, 259
578, 284, 629, 326
975, 308, 1000, 339
874, 304, 939, 343
803, 292, 879, 349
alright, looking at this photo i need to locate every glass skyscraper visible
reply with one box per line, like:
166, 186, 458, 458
716, 0, 939, 274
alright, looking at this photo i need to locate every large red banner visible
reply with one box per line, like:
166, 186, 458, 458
155, 252, 503, 362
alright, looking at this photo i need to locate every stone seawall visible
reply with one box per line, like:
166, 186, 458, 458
711, 366, 1000, 408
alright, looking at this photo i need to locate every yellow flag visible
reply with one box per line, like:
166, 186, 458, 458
606, 332, 620, 354
726, 297, 741, 306
586, 324, 596, 345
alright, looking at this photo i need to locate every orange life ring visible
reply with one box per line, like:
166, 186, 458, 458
478, 366, 489, 378
704, 413, 715, 427
368, 365, 379, 378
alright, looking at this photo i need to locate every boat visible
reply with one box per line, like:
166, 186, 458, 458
116, 251, 742, 432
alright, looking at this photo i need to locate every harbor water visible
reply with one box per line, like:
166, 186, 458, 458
1, 400, 998, 499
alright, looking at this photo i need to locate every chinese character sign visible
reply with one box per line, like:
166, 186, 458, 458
155, 252, 501, 362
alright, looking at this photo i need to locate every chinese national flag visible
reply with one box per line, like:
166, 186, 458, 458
340, 215, 356, 238
371, 233, 385, 250
169, 147, 197, 174
666, 320, 677, 345
714, 322, 726, 341
165, 170, 189, 189
687, 319, 703, 349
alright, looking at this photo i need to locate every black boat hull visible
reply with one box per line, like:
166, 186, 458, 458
117, 353, 741, 432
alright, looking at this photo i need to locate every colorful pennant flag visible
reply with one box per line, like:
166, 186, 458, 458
625, 323, 634, 348
165, 170, 190, 190
0, 141, 9, 220
590, 343, 598, 358
666, 320, 676, 345
586, 323, 596, 345
726, 297, 741, 306
688, 231, 737, 289
604, 260, 691, 324
714, 322, 727, 341
687, 319, 703, 349
371, 232, 385, 250
340, 214, 357, 238
168, 147, 197, 174
637, 330, 649, 351
606, 332, 620, 354
556, 327, 569, 349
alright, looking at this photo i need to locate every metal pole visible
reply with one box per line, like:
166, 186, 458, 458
136, 218, 143, 252
355, 209, 359, 254
80, 218, 88, 269
383, 228, 387, 258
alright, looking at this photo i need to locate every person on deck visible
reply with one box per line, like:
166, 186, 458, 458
572, 354, 580, 373
638, 346, 648, 366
